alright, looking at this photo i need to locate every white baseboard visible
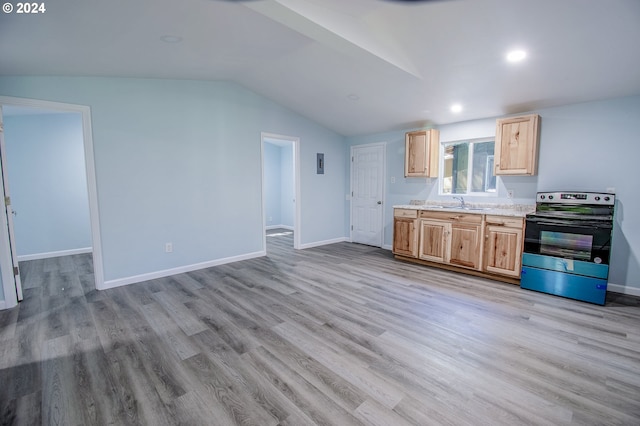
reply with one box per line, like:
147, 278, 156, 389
382, 244, 393, 251
607, 282, 640, 297
299, 237, 348, 250
266, 225, 294, 231
99, 250, 266, 291
17, 247, 93, 262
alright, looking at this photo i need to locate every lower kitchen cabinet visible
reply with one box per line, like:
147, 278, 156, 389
484, 216, 524, 278
418, 219, 450, 263
418, 211, 482, 270
450, 222, 482, 269
392, 209, 418, 257
393, 209, 525, 284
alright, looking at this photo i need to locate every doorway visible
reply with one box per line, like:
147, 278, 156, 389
350, 142, 386, 247
261, 133, 300, 251
0, 96, 103, 310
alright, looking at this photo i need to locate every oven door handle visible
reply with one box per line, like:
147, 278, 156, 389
526, 217, 613, 229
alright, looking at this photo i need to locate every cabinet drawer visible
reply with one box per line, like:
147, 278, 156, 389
394, 208, 418, 218
485, 215, 524, 228
419, 210, 482, 224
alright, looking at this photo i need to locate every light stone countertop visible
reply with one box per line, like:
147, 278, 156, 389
393, 201, 535, 218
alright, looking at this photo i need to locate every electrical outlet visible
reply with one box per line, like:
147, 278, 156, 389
390, 176, 396, 184
507, 190, 514, 199
606, 187, 615, 193
165, 242, 173, 253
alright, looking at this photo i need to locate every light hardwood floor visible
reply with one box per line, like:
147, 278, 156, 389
1, 229, 639, 425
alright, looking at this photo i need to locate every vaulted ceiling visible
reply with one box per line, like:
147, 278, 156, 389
1, 0, 639, 136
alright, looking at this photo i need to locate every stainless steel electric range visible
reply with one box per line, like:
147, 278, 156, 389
521, 191, 615, 305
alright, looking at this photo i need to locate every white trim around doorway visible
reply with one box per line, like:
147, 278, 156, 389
0, 95, 104, 308
261, 132, 301, 251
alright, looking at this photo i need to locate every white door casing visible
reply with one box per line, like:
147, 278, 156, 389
351, 143, 385, 247
0, 107, 23, 302
261, 132, 301, 250
0, 96, 103, 309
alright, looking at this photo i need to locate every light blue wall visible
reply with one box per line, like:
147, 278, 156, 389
346, 95, 640, 294
4, 113, 91, 257
534, 96, 640, 294
264, 142, 282, 227
0, 76, 346, 284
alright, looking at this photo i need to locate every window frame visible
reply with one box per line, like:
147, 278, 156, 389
438, 136, 499, 197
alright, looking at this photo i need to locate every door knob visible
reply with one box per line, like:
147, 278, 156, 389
377, 201, 382, 205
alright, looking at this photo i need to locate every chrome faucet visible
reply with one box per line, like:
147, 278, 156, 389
453, 196, 466, 208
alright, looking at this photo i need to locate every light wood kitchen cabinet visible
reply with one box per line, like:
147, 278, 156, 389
393, 208, 524, 284
418, 219, 450, 263
449, 222, 482, 269
405, 129, 440, 178
494, 114, 540, 176
392, 209, 418, 257
418, 211, 482, 270
483, 215, 524, 278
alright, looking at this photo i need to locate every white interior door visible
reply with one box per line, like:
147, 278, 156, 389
351, 143, 385, 247
0, 107, 23, 302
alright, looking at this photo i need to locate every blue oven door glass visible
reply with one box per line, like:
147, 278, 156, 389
539, 231, 593, 260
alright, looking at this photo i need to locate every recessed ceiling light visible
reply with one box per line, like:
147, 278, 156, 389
450, 104, 463, 113
160, 35, 183, 43
506, 49, 527, 62
347, 94, 360, 101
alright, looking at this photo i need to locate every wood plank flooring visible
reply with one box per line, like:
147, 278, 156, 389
1, 228, 639, 425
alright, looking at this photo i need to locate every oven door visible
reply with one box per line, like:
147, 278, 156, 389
524, 216, 612, 265
522, 215, 613, 305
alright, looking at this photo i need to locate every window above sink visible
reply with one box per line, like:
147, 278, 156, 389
439, 136, 499, 197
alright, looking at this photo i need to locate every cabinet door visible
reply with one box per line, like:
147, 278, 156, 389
393, 217, 417, 257
449, 223, 481, 270
494, 114, 539, 176
419, 219, 450, 263
484, 225, 523, 277
405, 129, 439, 178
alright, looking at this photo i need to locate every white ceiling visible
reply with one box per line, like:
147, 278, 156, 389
1, 0, 639, 136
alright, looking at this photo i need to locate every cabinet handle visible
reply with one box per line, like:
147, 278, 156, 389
486, 221, 505, 226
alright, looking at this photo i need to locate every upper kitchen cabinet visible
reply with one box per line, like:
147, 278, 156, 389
494, 114, 540, 176
405, 129, 440, 178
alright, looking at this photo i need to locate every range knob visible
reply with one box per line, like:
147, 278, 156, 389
595, 196, 601, 201
604, 196, 611, 201
540, 195, 546, 200
548, 195, 554, 200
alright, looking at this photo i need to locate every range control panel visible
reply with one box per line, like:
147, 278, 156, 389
537, 191, 615, 205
